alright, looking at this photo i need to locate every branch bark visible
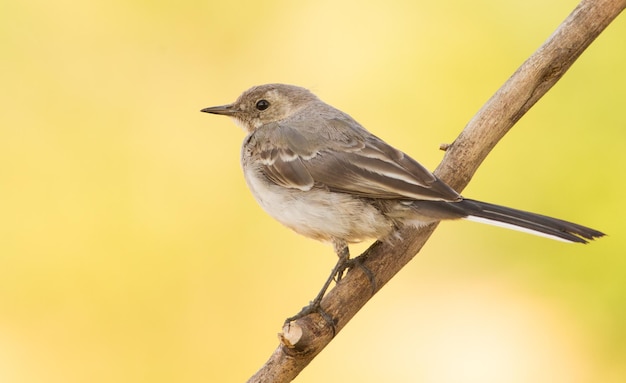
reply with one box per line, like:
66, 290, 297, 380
247, 0, 626, 381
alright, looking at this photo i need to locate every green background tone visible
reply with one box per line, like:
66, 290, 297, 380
1, 0, 625, 382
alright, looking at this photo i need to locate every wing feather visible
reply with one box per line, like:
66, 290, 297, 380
247, 117, 460, 201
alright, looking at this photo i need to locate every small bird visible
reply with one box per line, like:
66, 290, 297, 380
201, 83, 604, 320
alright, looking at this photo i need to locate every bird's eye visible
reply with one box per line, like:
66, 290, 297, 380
255, 99, 270, 111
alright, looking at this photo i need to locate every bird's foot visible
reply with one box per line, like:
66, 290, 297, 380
335, 253, 377, 294
284, 300, 335, 330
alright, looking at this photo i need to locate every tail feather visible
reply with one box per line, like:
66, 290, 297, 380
457, 199, 605, 244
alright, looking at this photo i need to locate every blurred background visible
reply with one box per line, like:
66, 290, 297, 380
1, 0, 625, 382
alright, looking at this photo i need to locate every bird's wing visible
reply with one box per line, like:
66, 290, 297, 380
249, 117, 461, 202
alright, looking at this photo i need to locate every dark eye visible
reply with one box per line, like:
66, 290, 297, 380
255, 99, 270, 111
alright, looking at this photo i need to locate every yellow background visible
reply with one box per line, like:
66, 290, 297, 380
1, 0, 625, 382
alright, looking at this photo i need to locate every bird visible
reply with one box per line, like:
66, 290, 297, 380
201, 83, 604, 321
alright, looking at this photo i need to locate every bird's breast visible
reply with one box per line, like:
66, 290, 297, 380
241, 164, 394, 244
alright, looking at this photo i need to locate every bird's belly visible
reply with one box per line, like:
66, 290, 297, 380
243, 168, 393, 243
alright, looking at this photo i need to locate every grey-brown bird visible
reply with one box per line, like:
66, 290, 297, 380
201, 83, 604, 320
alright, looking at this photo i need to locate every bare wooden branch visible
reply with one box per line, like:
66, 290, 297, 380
247, 0, 626, 381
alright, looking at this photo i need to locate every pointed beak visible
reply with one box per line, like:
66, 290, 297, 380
200, 104, 237, 116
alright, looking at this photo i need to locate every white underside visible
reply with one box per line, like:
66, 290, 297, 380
465, 216, 572, 243
243, 166, 393, 242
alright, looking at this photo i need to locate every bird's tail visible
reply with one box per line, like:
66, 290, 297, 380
452, 199, 605, 243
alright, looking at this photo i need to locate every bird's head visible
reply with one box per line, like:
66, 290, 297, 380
201, 84, 319, 133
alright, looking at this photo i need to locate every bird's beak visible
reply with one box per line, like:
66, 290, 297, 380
200, 104, 237, 115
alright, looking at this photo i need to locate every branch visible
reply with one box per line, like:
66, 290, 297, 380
247, 0, 626, 381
